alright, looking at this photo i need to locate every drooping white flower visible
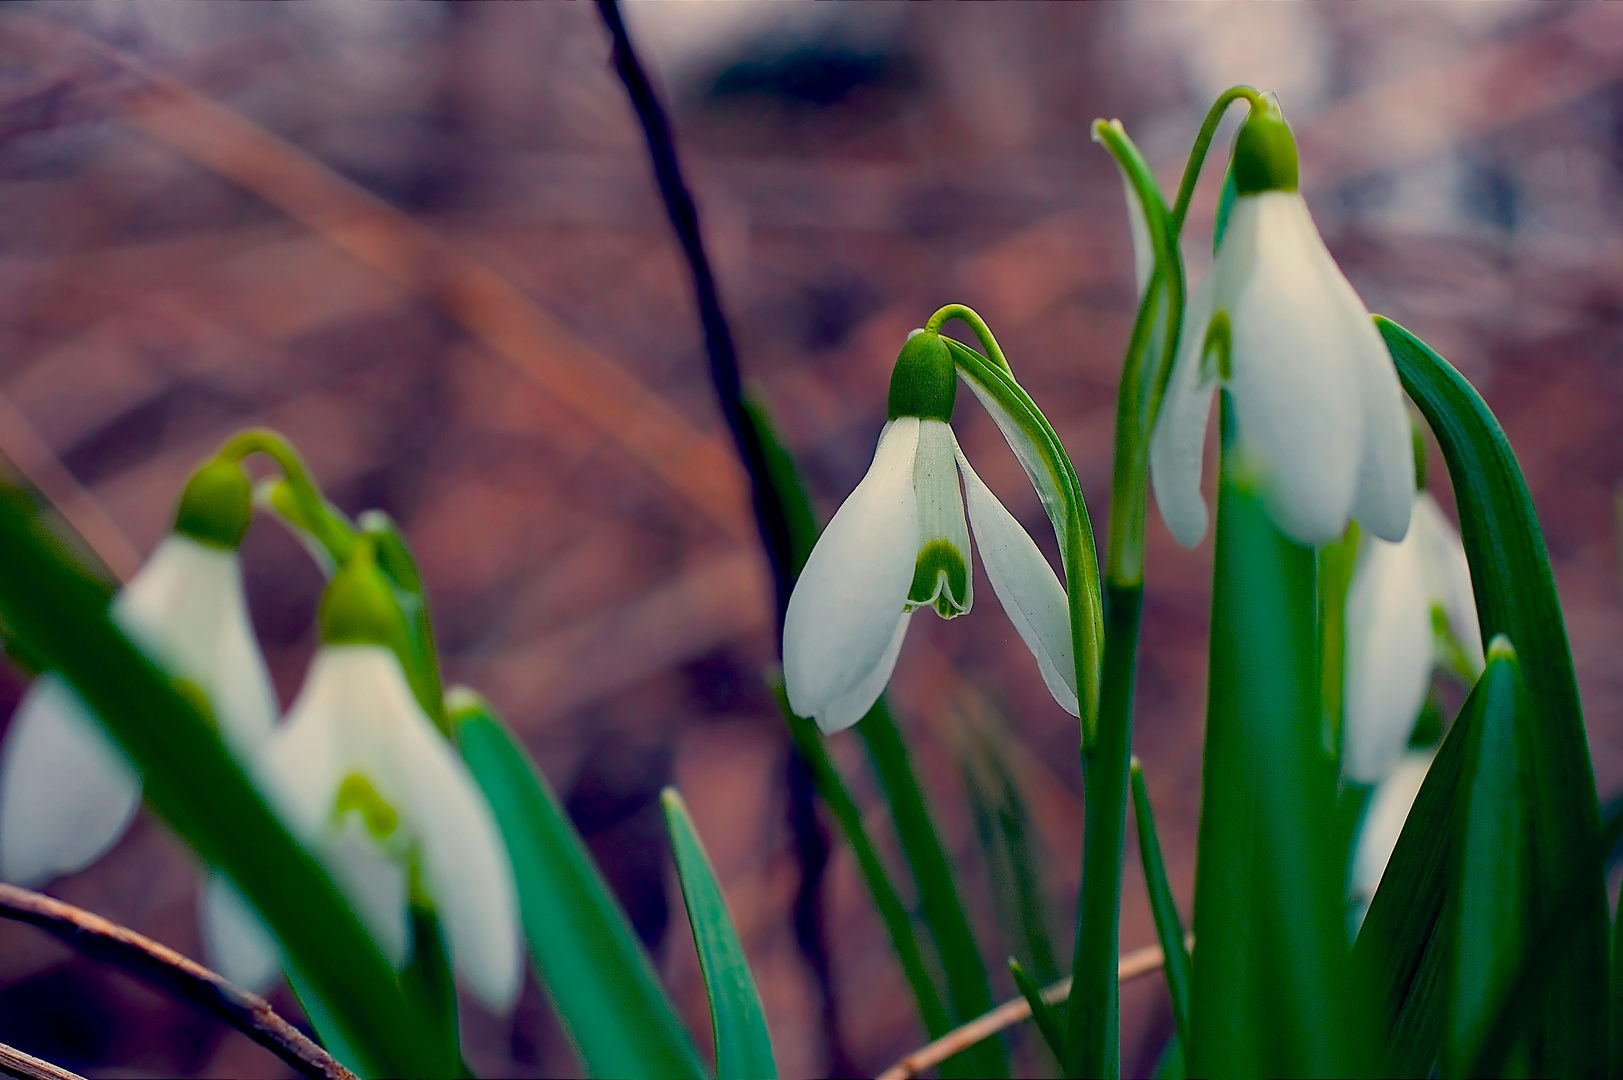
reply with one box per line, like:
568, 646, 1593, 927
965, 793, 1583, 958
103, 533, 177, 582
1349, 747, 1435, 934
1341, 492, 1482, 785
252, 541, 521, 1010
1149, 95, 1414, 548
783, 332, 1076, 734
0, 464, 276, 888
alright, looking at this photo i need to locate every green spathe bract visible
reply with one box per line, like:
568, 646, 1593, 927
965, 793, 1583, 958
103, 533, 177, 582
173, 457, 252, 550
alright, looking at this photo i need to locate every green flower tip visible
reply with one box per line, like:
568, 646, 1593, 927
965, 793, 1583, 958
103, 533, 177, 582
1485, 633, 1517, 665
174, 457, 252, 549
888, 329, 957, 423
1231, 94, 1298, 196
320, 535, 407, 647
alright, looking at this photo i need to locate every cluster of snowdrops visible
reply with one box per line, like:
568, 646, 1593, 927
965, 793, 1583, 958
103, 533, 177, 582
0, 84, 1603, 1080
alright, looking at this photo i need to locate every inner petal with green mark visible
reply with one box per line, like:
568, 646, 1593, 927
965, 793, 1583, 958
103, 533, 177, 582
333, 772, 400, 840
908, 420, 973, 618
908, 538, 971, 617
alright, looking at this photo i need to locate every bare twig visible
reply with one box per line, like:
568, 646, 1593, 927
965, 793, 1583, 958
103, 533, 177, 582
0, 883, 355, 1080
875, 939, 1184, 1080
0, 1042, 85, 1080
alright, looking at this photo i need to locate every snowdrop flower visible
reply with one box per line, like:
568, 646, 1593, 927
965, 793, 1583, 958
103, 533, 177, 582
253, 536, 521, 1010
1349, 747, 1435, 934
0, 458, 276, 887
1150, 94, 1414, 548
1342, 492, 1482, 784
783, 329, 1077, 734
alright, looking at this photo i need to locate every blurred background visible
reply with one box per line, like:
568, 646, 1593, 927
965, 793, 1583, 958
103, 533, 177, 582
0, 2, 1619, 1077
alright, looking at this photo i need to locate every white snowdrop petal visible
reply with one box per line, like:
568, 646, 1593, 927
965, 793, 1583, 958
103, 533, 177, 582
1342, 536, 1433, 784
912, 420, 973, 614
783, 419, 919, 720
257, 655, 352, 842
1226, 193, 1363, 546
1350, 748, 1435, 933
960, 374, 1069, 552
0, 674, 141, 887
1414, 494, 1484, 675
815, 612, 911, 735
323, 818, 410, 969
113, 536, 278, 756
1149, 269, 1220, 548
957, 450, 1078, 716
201, 871, 282, 993
395, 712, 522, 1010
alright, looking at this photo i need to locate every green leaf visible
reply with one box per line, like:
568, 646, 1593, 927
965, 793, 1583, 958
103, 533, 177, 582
450, 694, 705, 1080
1010, 958, 1066, 1068
1130, 760, 1191, 1052
0, 486, 446, 1078
861, 702, 1006, 1078
960, 711, 1059, 987
1188, 407, 1370, 1078
1443, 640, 1531, 1078
661, 788, 777, 1080
1212, 167, 1237, 255
1378, 316, 1608, 1076
1351, 665, 1483, 1076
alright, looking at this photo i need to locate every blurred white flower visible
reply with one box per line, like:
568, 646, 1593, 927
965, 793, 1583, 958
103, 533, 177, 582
1150, 97, 1414, 548
255, 643, 521, 1010
783, 414, 1075, 734
1342, 493, 1482, 785
1349, 747, 1435, 934
0, 534, 277, 887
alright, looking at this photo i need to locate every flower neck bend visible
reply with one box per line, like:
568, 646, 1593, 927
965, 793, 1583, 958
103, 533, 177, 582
1232, 93, 1298, 196
173, 458, 252, 550
888, 330, 957, 422
320, 536, 412, 653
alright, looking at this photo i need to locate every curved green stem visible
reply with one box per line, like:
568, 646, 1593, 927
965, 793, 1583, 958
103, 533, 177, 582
219, 429, 355, 567
938, 330, 1104, 743
927, 304, 1013, 375
1169, 85, 1263, 236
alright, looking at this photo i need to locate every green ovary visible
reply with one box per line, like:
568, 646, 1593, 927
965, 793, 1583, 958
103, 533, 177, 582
908, 538, 970, 618
334, 772, 401, 840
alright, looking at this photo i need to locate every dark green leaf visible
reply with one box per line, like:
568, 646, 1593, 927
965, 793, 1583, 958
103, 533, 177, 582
1010, 959, 1065, 1068
1188, 408, 1370, 1077
0, 486, 446, 1078
1443, 641, 1531, 1078
452, 695, 705, 1080
661, 788, 777, 1080
1378, 316, 1608, 1076
862, 703, 1005, 1078
1130, 760, 1191, 1051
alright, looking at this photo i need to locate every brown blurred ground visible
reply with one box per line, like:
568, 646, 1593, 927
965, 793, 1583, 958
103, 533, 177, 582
0, 3, 1619, 1077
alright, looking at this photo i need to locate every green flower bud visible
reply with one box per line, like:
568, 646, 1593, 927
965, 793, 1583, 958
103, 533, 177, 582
1232, 97, 1299, 196
320, 535, 410, 648
173, 458, 252, 549
887, 329, 957, 422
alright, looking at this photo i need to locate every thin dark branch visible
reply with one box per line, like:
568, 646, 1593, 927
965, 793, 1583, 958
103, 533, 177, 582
596, 0, 796, 633
0, 1042, 85, 1080
0, 884, 355, 1080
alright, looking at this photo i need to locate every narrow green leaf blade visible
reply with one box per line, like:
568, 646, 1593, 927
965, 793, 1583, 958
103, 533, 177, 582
0, 487, 443, 1078
1351, 669, 1484, 1077
1189, 413, 1370, 1077
1010, 959, 1066, 1068
1443, 640, 1531, 1078
861, 703, 1006, 1078
1130, 760, 1191, 1051
451, 695, 705, 1080
1378, 316, 1608, 1076
661, 787, 777, 1080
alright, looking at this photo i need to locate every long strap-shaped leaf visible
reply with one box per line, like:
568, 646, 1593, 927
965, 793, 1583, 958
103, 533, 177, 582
451, 693, 706, 1080
1130, 760, 1191, 1053
661, 788, 778, 1080
0, 487, 446, 1079
1377, 316, 1608, 1076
